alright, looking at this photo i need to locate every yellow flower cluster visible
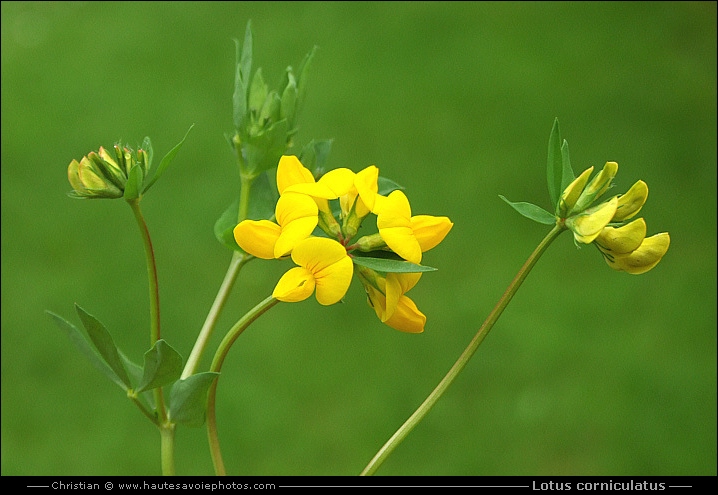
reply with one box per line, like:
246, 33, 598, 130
560, 162, 670, 274
234, 156, 453, 332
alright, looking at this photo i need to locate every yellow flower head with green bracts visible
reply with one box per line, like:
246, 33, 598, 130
233, 154, 452, 331
272, 237, 353, 305
560, 162, 669, 274
501, 120, 669, 276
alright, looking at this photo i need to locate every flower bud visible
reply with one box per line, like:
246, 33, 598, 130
67, 154, 123, 199
557, 166, 593, 217
572, 161, 618, 213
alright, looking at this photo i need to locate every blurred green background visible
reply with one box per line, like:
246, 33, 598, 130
2, 1, 715, 477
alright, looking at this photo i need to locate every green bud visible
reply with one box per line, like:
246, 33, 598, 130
248, 68, 268, 117
354, 232, 388, 253
67, 155, 123, 199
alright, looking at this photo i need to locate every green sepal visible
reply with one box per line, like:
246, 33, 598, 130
135, 340, 183, 393
241, 119, 289, 176
280, 69, 298, 127
560, 139, 575, 196
142, 124, 194, 194
214, 172, 277, 251
168, 372, 220, 427
140, 136, 154, 174
298, 139, 333, 177
233, 21, 253, 131
123, 163, 143, 201
248, 68, 268, 118
46, 310, 130, 391
352, 253, 437, 273
499, 195, 556, 225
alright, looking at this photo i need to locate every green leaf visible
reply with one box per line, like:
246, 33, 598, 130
214, 172, 277, 251
142, 124, 195, 194
46, 311, 129, 391
351, 255, 437, 273
298, 139, 333, 176
135, 340, 183, 393
295, 45, 318, 117
546, 117, 563, 208
499, 195, 556, 225
123, 163, 143, 201
121, 352, 155, 410
378, 176, 404, 196
75, 304, 133, 390
168, 372, 220, 427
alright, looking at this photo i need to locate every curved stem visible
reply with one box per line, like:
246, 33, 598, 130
128, 199, 172, 474
360, 223, 566, 476
206, 295, 280, 476
181, 251, 250, 379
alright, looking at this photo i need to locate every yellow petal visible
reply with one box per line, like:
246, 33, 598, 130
385, 296, 426, 333
317, 168, 355, 197
595, 218, 646, 254
384, 273, 422, 321
233, 219, 281, 259
604, 232, 670, 274
274, 216, 318, 258
583, 161, 618, 199
276, 155, 315, 194
558, 166, 594, 216
379, 226, 422, 264
354, 165, 379, 212
272, 267, 315, 302
68, 159, 84, 192
291, 237, 353, 305
376, 190, 412, 229
613, 180, 648, 222
314, 255, 353, 305
568, 196, 618, 244
411, 215, 453, 252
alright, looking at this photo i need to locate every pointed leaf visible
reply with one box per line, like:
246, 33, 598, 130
546, 118, 563, 208
296, 45, 318, 116
135, 340, 183, 393
351, 256, 437, 273
233, 22, 253, 130
75, 304, 133, 389
142, 124, 194, 193
46, 311, 128, 390
168, 372, 220, 427
378, 176, 404, 196
499, 195, 556, 225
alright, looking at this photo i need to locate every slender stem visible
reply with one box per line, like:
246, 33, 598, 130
128, 198, 172, 474
206, 295, 280, 476
128, 394, 160, 427
181, 251, 249, 379
159, 422, 176, 476
360, 223, 566, 476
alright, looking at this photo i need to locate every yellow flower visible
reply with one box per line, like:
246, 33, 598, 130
595, 220, 670, 274
357, 267, 426, 333
374, 190, 453, 264
559, 163, 669, 274
272, 237, 353, 305
233, 191, 318, 259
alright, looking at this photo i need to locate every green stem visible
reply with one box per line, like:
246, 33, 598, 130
159, 422, 176, 476
360, 223, 566, 476
206, 295, 280, 476
181, 251, 250, 379
128, 199, 172, 474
